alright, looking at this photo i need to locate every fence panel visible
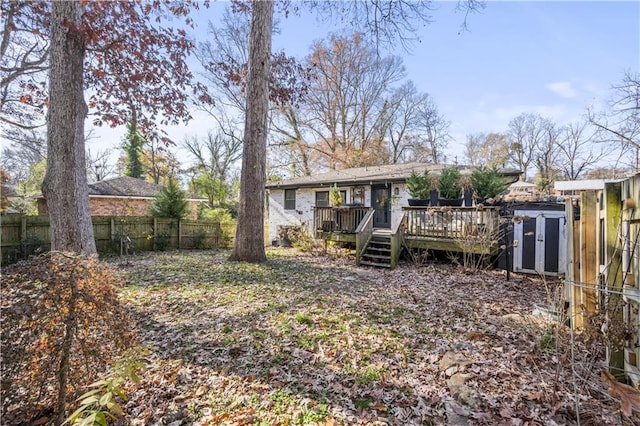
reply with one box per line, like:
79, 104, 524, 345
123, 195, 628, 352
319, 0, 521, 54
1, 214, 226, 265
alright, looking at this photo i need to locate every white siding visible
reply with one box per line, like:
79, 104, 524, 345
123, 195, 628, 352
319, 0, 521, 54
267, 182, 413, 242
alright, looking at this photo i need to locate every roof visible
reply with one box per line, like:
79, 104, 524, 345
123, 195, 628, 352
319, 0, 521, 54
509, 181, 538, 189
554, 179, 615, 191
266, 162, 521, 189
34, 176, 204, 201
88, 176, 162, 197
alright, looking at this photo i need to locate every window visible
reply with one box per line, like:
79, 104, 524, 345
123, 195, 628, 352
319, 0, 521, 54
316, 190, 347, 207
284, 189, 296, 210
316, 191, 329, 207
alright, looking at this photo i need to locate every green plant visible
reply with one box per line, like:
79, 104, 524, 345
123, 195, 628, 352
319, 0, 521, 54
438, 166, 462, 199
150, 177, 189, 219
471, 166, 508, 199
330, 183, 343, 206
65, 349, 145, 426
193, 228, 208, 249
406, 170, 431, 199
155, 230, 171, 251
1, 254, 136, 424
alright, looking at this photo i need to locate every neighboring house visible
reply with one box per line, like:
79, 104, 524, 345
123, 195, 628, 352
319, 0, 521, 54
36, 176, 203, 220
553, 179, 625, 201
265, 162, 520, 245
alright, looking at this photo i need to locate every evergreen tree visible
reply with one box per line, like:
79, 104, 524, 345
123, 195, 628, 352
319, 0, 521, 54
150, 177, 189, 219
123, 121, 144, 179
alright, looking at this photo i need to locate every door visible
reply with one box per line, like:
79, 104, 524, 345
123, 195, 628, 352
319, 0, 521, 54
371, 184, 391, 228
513, 210, 566, 275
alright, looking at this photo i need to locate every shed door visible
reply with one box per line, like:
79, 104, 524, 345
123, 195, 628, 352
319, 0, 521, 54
371, 184, 391, 228
513, 210, 566, 276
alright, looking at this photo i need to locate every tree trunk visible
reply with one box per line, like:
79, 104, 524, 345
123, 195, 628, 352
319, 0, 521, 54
42, 1, 96, 255
229, 1, 273, 262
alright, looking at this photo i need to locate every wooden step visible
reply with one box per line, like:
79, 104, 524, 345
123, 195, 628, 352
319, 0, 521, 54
362, 253, 391, 261
360, 259, 391, 268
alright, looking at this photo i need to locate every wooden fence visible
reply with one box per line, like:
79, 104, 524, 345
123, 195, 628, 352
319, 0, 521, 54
0, 214, 233, 265
565, 173, 640, 382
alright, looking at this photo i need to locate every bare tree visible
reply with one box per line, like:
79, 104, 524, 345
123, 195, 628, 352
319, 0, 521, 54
184, 129, 243, 182
556, 121, 605, 180
534, 120, 561, 195
270, 104, 314, 176
410, 94, 450, 163
0, 128, 46, 182
85, 148, 114, 182
507, 113, 549, 181
0, 1, 49, 130
464, 132, 509, 168
385, 82, 424, 164
589, 71, 640, 172
275, 32, 404, 170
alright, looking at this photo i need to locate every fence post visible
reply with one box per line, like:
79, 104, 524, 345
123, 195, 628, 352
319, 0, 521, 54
110, 217, 115, 247
153, 218, 157, 251
21, 215, 27, 242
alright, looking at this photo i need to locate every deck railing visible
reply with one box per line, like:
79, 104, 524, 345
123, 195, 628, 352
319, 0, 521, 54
355, 209, 376, 265
402, 206, 500, 240
389, 212, 406, 269
314, 206, 371, 233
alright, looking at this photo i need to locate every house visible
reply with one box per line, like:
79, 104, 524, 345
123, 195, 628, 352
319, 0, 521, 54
266, 162, 520, 267
553, 179, 627, 201
36, 176, 204, 220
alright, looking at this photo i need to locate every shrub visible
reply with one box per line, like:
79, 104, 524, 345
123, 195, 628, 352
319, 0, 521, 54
438, 166, 462, 199
471, 166, 508, 199
1, 253, 136, 424
155, 230, 171, 251
193, 228, 209, 249
406, 170, 431, 199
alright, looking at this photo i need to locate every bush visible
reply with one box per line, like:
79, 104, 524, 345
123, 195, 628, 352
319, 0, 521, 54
406, 170, 431, 199
471, 166, 508, 199
278, 225, 316, 252
193, 228, 209, 249
438, 166, 462, 199
1, 254, 136, 424
155, 230, 171, 251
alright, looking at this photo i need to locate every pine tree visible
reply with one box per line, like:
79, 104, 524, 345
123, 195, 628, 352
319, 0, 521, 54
123, 121, 144, 179
150, 177, 189, 219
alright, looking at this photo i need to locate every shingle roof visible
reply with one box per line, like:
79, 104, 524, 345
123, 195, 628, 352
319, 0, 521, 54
266, 162, 521, 189
88, 176, 162, 197
87, 176, 204, 200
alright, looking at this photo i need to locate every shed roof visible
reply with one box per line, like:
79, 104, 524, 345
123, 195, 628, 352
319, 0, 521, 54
266, 162, 521, 189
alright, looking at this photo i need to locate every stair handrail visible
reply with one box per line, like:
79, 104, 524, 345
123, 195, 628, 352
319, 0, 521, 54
389, 211, 406, 269
355, 208, 375, 265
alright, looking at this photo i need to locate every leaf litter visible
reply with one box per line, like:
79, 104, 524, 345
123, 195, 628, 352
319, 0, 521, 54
109, 248, 635, 425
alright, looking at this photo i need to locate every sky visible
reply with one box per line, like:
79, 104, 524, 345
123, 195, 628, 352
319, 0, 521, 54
88, 1, 640, 171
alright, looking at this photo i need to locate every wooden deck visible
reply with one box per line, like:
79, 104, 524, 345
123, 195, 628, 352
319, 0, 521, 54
313, 206, 502, 267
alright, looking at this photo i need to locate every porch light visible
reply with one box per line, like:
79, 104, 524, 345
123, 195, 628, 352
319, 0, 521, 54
394, 187, 399, 196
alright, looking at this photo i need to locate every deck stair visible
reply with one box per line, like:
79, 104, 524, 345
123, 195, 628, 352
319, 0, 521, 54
360, 231, 393, 268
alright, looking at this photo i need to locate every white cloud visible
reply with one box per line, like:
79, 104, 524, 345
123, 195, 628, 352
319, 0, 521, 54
546, 81, 577, 99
